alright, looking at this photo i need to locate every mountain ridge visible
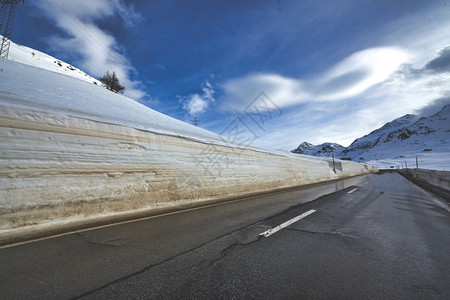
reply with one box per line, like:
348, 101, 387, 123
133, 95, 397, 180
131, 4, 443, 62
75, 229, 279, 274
292, 104, 450, 166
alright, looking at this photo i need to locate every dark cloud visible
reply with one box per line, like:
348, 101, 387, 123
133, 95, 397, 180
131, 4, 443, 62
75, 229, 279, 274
414, 96, 450, 116
425, 46, 450, 73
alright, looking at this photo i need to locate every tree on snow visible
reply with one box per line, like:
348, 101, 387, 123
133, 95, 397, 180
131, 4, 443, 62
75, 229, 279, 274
100, 71, 125, 94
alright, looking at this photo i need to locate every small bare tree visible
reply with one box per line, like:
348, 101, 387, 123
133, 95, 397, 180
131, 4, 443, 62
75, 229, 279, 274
100, 71, 125, 94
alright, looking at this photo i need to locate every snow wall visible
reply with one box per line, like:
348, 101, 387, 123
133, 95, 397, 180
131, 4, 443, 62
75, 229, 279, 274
0, 60, 378, 244
0, 105, 377, 243
404, 169, 449, 191
397, 169, 450, 201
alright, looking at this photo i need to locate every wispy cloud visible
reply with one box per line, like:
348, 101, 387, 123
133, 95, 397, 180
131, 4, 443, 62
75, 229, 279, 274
179, 81, 215, 116
34, 0, 147, 100
221, 47, 409, 111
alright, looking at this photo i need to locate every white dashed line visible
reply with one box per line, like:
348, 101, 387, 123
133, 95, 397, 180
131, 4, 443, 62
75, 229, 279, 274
260, 209, 316, 238
348, 188, 358, 194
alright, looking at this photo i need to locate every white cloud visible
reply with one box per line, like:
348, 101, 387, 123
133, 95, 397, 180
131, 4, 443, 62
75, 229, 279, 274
313, 47, 408, 100
221, 47, 409, 111
181, 94, 209, 116
34, 0, 147, 100
222, 73, 307, 110
179, 81, 215, 116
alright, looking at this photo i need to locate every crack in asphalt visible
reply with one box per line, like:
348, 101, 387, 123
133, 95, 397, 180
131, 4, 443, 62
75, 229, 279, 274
163, 230, 264, 279
204, 234, 264, 268
76, 233, 124, 248
71, 225, 265, 299
285, 227, 360, 239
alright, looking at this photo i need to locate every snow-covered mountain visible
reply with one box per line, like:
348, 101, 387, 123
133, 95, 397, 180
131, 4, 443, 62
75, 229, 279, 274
292, 105, 450, 168
291, 142, 344, 157
341, 106, 449, 161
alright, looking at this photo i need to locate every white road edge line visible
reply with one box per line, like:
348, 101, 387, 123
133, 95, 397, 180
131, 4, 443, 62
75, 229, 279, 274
260, 209, 316, 238
348, 188, 358, 194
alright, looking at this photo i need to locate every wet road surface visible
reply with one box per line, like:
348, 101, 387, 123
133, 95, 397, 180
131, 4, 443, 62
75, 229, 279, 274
1, 172, 449, 299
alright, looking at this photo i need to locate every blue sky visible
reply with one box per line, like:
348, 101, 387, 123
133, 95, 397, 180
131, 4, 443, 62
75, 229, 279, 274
11, 0, 450, 150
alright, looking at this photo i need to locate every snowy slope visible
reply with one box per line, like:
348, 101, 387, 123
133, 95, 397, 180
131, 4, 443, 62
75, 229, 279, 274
342, 105, 449, 162
340, 114, 419, 160
5, 37, 103, 86
2, 38, 221, 143
0, 58, 229, 144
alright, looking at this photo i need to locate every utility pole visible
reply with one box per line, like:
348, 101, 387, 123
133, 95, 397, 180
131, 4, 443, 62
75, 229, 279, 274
0, 0, 23, 59
192, 116, 199, 126
332, 154, 336, 173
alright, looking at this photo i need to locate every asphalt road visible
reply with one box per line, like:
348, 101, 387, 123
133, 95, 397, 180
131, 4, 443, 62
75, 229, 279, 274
1, 172, 449, 299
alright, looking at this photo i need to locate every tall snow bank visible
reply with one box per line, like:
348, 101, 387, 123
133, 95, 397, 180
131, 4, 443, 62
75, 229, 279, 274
0, 58, 377, 244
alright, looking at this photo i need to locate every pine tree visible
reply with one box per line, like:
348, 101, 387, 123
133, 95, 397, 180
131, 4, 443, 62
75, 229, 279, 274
100, 71, 125, 94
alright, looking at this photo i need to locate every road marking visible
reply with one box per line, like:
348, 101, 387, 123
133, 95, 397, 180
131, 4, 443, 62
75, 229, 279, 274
260, 209, 316, 238
348, 188, 358, 194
